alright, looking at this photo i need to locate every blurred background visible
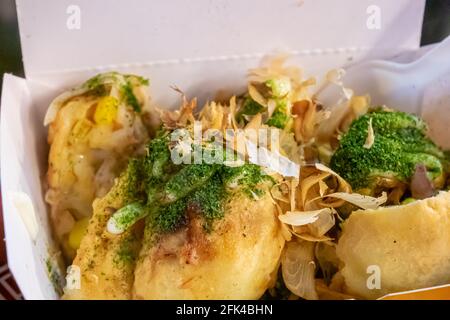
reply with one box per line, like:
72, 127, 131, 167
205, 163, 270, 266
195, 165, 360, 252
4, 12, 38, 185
0, 0, 24, 94
1, 0, 450, 95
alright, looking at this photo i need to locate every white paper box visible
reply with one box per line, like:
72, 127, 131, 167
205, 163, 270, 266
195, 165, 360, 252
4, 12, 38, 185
1, 0, 428, 299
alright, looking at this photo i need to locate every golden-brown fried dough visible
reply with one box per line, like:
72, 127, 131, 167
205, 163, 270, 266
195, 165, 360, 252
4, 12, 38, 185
336, 191, 450, 299
46, 73, 150, 260
63, 175, 142, 300
133, 190, 285, 299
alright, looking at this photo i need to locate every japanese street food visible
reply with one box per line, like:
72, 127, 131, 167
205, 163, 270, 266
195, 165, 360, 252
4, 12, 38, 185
44, 59, 450, 300
63, 100, 286, 299
45, 72, 152, 260
336, 191, 450, 299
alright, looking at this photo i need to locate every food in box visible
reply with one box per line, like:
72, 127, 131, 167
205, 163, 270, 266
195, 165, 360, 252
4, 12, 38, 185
3, 0, 450, 300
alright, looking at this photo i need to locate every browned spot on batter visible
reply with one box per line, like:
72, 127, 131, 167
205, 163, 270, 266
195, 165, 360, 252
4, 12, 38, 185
153, 228, 187, 261
180, 204, 213, 265
151, 204, 215, 266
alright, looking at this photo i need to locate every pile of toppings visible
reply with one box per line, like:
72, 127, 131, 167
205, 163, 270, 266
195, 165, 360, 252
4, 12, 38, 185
107, 130, 271, 236
330, 109, 449, 202
67, 59, 450, 300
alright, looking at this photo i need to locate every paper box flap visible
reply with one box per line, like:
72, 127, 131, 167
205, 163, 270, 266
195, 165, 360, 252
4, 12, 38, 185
1, 74, 62, 299
17, 0, 425, 81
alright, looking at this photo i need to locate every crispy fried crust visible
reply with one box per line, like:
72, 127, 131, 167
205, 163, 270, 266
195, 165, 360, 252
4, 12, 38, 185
133, 191, 285, 299
46, 87, 149, 260
63, 176, 142, 300
66, 180, 285, 299
336, 191, 450, 299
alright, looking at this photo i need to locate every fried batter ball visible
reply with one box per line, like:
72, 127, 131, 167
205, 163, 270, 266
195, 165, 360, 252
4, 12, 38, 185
63, 175, 285, 299
336, 191, 450, 299
45, 72, 151, 260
